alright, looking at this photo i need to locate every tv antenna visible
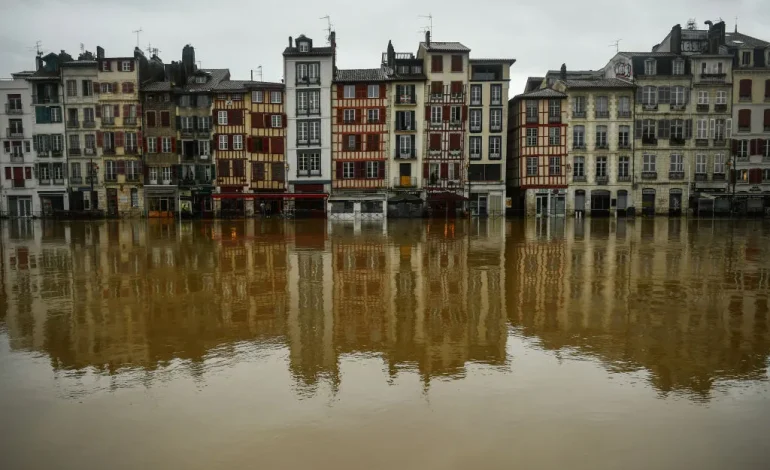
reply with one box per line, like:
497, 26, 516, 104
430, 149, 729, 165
145, 42, 160, 57
320, 15, 333, 43
418, 13, 433, 35
29, 40, 44, 57
132, 27, 143, 47
609, 39, 621, 53
80, 43, 85, 54
251, 66, 262, 82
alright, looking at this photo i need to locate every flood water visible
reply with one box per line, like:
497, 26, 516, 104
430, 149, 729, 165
1, 217, 769, 470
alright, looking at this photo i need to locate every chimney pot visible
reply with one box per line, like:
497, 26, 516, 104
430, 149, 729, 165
425, 31, 431, 46
289, 36, 293, 48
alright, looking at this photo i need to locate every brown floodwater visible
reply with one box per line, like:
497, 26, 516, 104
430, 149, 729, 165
1, 217, 769, 470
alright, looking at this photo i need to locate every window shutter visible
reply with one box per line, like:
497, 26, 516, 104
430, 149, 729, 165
425, 106, 431, 120
121, 82, 126, 93
4, 167, 11, 180
93, 82, 100, 94
636, 87, 642, 102
410, 135, 415, 156
129, 61, 135, 72
657, 120, 666, 138
380, 83, 386, 98
282, 114, 287, 128
112, 82, 118, 93
738, 109, 751, 128
658, 86, 668, 104
423, 163, 429, 178
740, 79, 752, 96
336, 161, 343, 177
337, 84, 344, 98
443, 105, 450, 121
726, 118, 732, 139
453, 163, 460, 179
95, 105, 101, 118
114, 104, 120, 117
430, 133, 441, 150
750, 139, 757, 155
356, 161, 365, 178
731, 139, 738, 155
764, 109, 770, 127
355, 84, 366, 99
635, 119, 642, 138
355, 109, 363, 124
115, 132, 124, 147
395, 85, 402, 97
462, 106, 467, 121
440, 163, 448, 178
143, 136, 148, 153
378, 162, 385, 179
117, 160, 125, 174
685, 119, 692, 139
449, 133, 461, 150
96, 131, 103, 148
709, 118, 716, 138
176, 116, 182, 129
246, 136, 252, 153
229, 134, 234, 149
271, 137, 284, 155
252, 112, 263, 128
171, 137, 176, 153
136, 103, 142, 115
684, 87, 690, 104
123, 104, 130, 118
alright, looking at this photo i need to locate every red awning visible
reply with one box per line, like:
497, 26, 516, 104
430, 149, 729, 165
212, 193, 328, 199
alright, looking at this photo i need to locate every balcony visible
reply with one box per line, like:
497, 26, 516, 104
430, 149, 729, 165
124, 146, 139, 155
126, 174, 140, 182
670, 104, 686, 111
67, 120, 79, 128
489, 125, 502, 133
694, 173, 708, 182
573, 143, 586, 150
103, 148, 116, 155
669, 171, 685, 180
595, 110, 609, 119
83, 120, 96, 128
70, 176, 83, 184
595, 175, 609, 184
101, 117, 115, 126
526, 115, 538, 124
669, 137, 686, 146
617, 175, 632, 182
54, 178, 64, 185
738, 125, 750, 132
6, 128, 24, 138
714, 104, 727, 113
32, 95, 60, 105
595, 143, 609, 151
12, 179, 25, 188
10, 153, 24, 163
86, 176, 98, 185
84, 147, 96, 156
179, 177, 213, 187
548, 115, 561, 124
642, 103, 658, 111
395, 150, 416, 159
714, 139, 727, 147
572, 111, 586, 119
105, 174, 117, 182
393, 176, 417, 188
52, 149, 63, 158
641, 171, 658, 180
617, 110, 631, 118
712, 173, 726, 181
618, 142, 631, 150
39, 178, 51, 185
397, 95, 416, 105
696, 104, 709, 113
5, 104, 23, 114
124, 117, 137, 126
739, 94, 751, 102
572, 175, 586, 182
700, 73, 726, 83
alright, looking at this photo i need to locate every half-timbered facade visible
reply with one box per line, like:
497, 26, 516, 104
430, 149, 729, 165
95, 46, 143, 216
284, 34, 335, 216
330, 69, 389, 219
61, 53, 99, 212
211, 81, 249, 216
247, 81, 286, 215
509, 87, 568, 216
417, 33, 470, 216
142, 69, 177, 217
382, 40, 427, 218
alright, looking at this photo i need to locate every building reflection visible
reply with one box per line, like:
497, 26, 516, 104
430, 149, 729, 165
506, 217, 770, 400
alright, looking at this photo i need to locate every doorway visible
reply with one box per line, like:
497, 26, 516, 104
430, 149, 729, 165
642, 189, 656, 216
107, 189, 118, 216
591, 190, 611, 217
669, 189, 682, 216
399, 163, 412, 187
574, 190, 585, 216
536, 194, 548, 217
617, 190, 628, 216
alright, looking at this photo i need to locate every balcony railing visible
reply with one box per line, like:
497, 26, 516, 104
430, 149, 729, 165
124, 117, 137, 126
10, 153, 24, 163
572, 111, 586, 119
39, 178, 51, 185
670, 104, 686, 111
83, 120, 96, 128
617, 175, 632, 182
700, 73, 726, 82
696, 104, 709, 112
641, 171, 658, 180
694, 173, 708, 181
395, 150, 416, 159
618, 142, 631, 149
125, 174, 140, 182
393, 176, 417, 188
52, 149, 63, 157
595, 175, 609, 184
70, 176, 83, 184
617, 110, 631, 118
66, 120, 79, 128
6, 128, 24, 138
12, 179, 25, 188
595, 110, 609, 119
105, 174, 117, 182
124, 146, 139, 155
739, 94, 751, 101
53, 178, 64, 185
179, 178, 214, 187
397, 95, 416, 105
695, 138, 709, 147
714, 104, 727, 113
669, 171, 685, 180
32, 95, 60, 105
642, 103, 658, 111
595, 143, 609, 150
101, 117, 115, 126
86, 176, 98, 185
713, 173, 726, 181
5, 104, 23, 114
84, 147, 96, 156
573, 143, 586, 150
548, 115, 561, 123
670, 137, 686, 146
526, 115, 538, 124
572, 175, 586, 182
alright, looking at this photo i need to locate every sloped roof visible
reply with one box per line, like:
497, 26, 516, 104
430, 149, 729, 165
469, 58, 516, 64
724, 32, 770, 48
213, 80, 252, 92
561, 78, 635, 89
283, 47, 334, 57
142, 81, 172, 91
513, 87, 567, 100
184, 69, 229, 92
335, 68, 389, 82
420, 41, 470, 52
619, 51, 679, 58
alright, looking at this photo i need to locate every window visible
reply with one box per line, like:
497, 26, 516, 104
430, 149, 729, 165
469, 136, 482, 159
549, 127, 561, 145
595, 125, 607, 148
198, 116, 210, 131
195, 76, 207, 84
299, 42, 309, 53
490, 109, 502, 130
233, 135, 243, 150
50, 107, 61, 123
671, 119, 685, 139
738, 109, 751, 131
431, 55, 443, 73
85, 134, 95, 150
642, 119, 656, 138
66, 80, 77, 97
739, 79, 752, 99
159, 137, 170, 153
105, 161, 116, 180
595, 156, 607, 177
83, 108, 94, 123
573, 156, 585, 176
399, 135, 412, 156
126, 132, 137, 151
309, 121, 320, 142
642, 86, 657, 105
573, 125, 585, 148
526, 100, 538, 121
101, 83, 113, 93
644, 59, 657, 75
491, 85, 502, 105
618, 156, 630, 177
673, 59, 684, 75
297, 91, 308, 112
548, 99, 561, 119
121, 61, 131, 72
526, 128, 537, 146
345, 134, 358, 151
670, 154, 683, 172
219, 134, 228, 150
366, 161, 379, 179
714, 154, 725, 174
232, 94, 243, 101
643, 154, 656, 172
367, 108, 379, 123
489, 136, 501, 159
101, 60, 110, 72
595, 96, 609, 118
367, 85, 379, 99
218, 110, 228, 125
697, 119, 708, 139
344, 85, 355, 99
714, 119, 726, 140
738, 140, 749, 158
573, 96, 586, 117
69, 134, 80, 150
343, 109, 355, 123
217, 93, 227, 100
102, 133, 113, 150
619, 125, 630, 147
82, 80, 93, 97
296, 64, 308, 82
270, 91, 281, 104
308, 63, 320, 82
199, 140, 210, 156
695, 154, 706, 174
548, 157, 562, 176
671, 86, 686, 106
252, 91, 263, 103
271, 115, 282, 128
741, 51, 751, 66
451, 55, 463, 72
181, 116, 194, 131
309, 91, 320, 113
526, 157, 538, 176
431, 106, 442, 124
698, 91, 709, 105
70, 162, 81, 178
470, 109, 482, 130
297, 121, 309, 142
618, 96, 631, 117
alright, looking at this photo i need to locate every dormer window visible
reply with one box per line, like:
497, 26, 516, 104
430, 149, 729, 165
412, 65, 422, 74
298, 42, 309, 53
673, 59, 684, 75
741, 51, 752, 66
195, 76, 207, 84
644, 59, 657, 76
398, 65, 409, 74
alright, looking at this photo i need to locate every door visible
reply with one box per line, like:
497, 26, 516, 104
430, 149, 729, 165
399, 163, 411, 187
642, 189, 656, 216
669, 190, 682, 216
107, 189, 118, 215
20, 198, 32, 217
553, 196, 565, 216
617, 190, 628, 216
574, 190, 585, 214
478, 196, 488, 216
536, 195, 548, 217
42, 198, 53, 216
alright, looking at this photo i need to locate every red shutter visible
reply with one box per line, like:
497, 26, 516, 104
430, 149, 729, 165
738, 109, 751, 128
246, 136, 252, 152
430, 133, 441, 150
95, 105, 101, 118
129, 61, 135, 72
355, 161, 365, 178
146, 111, 155, 127
117, 160, 125, 175
440, 163, 448, 178
379, 107, 386, 123
462, 106, 468, 121
96, 131, 103, 148
449, 133, 461, 150
337, 85, 344, 98
739, 79, 752, 96
378, 162, 385, 178
423, 163, 429, 178
261, 137, 270, 152
282, 114, 287, 128
143, 135, 148, 152
253, 113, 263, 128
171, 137, 176, 153
380, 84, 386, 99
270, 137, 284, 155
123, 104, 130, 118
425, 106, 431, 120
355, 84, 366, 99
114, 105, 120, 117
337, 109, 343, 124
25, 167, 32, 179
115, 131, 124, 148
336, 161, 343, 177
4, 167, 11, 180
443, 105, 450, 121
93, 82, 100, 94
229, 134, 234, 149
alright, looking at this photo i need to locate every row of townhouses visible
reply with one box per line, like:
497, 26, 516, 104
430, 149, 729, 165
1, 19, 768, 219
509, 20, 770, 217
0, 31, 513, 219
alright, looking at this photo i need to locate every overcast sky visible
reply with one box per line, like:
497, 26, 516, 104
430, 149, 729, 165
1, 0, 767, 95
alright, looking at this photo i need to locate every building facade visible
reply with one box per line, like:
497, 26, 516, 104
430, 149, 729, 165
283, 34, 335, 216
246, 81, 286, 215
211, 81, 249, 216
1, 77, 35, 216
330, 69, 389, 219
142, 65, 177, 217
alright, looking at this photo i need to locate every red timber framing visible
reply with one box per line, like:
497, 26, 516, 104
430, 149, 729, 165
332, 82, 388, 189
423, 82, 467, 196
212, 93, 248, 189
248, 83, 286, 193
516, 96, 568, 189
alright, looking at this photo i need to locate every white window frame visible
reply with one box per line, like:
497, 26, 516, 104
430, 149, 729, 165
309, 91, 320, 113
431, 106, 442, 124
471, 85, 482, 104
366, 161, 379, 179
399, 135, 411, 156
526, 157, 538, 176
198, 116, 210, 131
672, 86, 686, 106
595, 125, 608, 147
697, 91, 709, 105
346, 135, 357, 150
344, 85, 355, 99
51, 164, 63, 181
66, 80, 77, 97
298, 42, 309, 53
297, 91, 308, 111
367, 108, 380, 123
270, 91, 282, 104
233, 135, 243, 150
595, 156, 607, 177
148, 137, 157, 153
490, 109, 502, 129
252, 91, 263, 103
716, 90, 727, 105
271, 115, 282, 128
673, 59, 684, 75
642, 86, 657, 105
199, 140, 210, 156
309, 121, 320, 142
489, 136, 501, 159
714, 154, 725, 174
669, 154, 684, 172
101, 83, 113, 94
573, 125, 585, 147
122, 61, 131, 72
573, 156, 585, 176
619, 125, 630, 147
695, 154, 707, 174
643, 154, 656, 172
549, 127, 560, 146
644, 59, 657, 75
161, 137, 172, 153
181, 116, 193, 131
618, 156, 630, 177
491, 85, 502, 105
469, 136, 481, 158
450, 106, 461, 123
218, 134, 228, 150
343, 109, 355, 123
162, 166, 172, 182
217, 111, 228, 125
297, 121, 309, 143
526, 128, 537, 146
296, 64, 308, 82
367, 84, 379, 99
298, 153, 308, 174
309, 154, 321, 174
308, 63, 320, 82
126, 132, 137, 150
697, 119, 708, 139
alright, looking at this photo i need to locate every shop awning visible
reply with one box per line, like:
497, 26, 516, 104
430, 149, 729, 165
388, 194, 423, 203
212, 193, 328, 199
